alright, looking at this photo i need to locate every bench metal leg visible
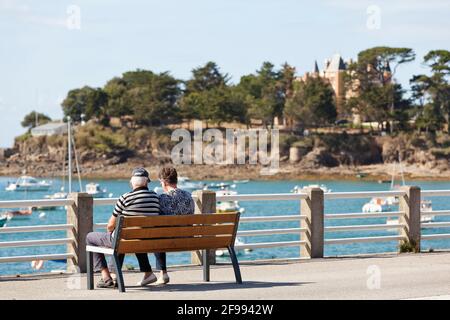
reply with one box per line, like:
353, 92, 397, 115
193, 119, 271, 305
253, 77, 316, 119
112, 253, 125, 293
202, 249, 210, 282
87, 251, 94, 290
227, 246, 242, 284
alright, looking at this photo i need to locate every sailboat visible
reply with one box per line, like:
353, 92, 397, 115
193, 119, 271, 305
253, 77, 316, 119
44, 118, 83, 201
362, 160, 434, 224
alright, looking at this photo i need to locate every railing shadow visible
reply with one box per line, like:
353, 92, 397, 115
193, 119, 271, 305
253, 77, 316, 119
127, 280, 310, 292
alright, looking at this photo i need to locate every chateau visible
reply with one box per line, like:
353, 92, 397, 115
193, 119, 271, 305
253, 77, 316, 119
296, 53, 392, 125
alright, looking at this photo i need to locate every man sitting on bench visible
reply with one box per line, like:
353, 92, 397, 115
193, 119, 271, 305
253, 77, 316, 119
86, 167, 160, 288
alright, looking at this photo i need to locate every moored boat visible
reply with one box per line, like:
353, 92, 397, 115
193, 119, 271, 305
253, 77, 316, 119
216, 189, 245, 213
291, 184, 331, 193
5, 176, 52, 192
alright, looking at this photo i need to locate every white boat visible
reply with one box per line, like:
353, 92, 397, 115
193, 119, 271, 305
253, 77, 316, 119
291, 184, 331, 193
386, 200, 434, 226
5, 176, 52, 192
45, 191, 68, 200
362, 197, 393, 213
216, 189, 245, 213
85, 183, 110, 197
216, 237, 251, 257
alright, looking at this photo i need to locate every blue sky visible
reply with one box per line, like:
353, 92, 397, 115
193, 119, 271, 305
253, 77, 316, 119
0, 0, 449, 147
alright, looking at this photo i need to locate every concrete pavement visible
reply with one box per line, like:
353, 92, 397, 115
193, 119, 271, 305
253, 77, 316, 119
1, 252, 450, 300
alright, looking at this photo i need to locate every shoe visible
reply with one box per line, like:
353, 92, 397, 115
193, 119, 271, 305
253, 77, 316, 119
137, 273, 157, 286
155, 273, 170, 285
96, 277, 116, 289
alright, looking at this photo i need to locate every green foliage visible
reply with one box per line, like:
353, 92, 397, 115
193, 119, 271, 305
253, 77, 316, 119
344, 46, 415, 133
285, 77, 337, 128
75, 123, 127, 154
180, 62, 247, 125
61, 86, 107, 122
21, 111, 51, 129
399, 240, 419, 253
236, 62, 291, 126
410, 50, 450, 132
15, 132, 32, 143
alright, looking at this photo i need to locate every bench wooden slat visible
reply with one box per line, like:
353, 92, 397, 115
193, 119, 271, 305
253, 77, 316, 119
117, 235, 234, 254
121, 224, 236, 240
122, 213, 238, 228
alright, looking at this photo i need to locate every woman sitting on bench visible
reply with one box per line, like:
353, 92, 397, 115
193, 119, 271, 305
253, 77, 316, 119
155, 166, 195, 285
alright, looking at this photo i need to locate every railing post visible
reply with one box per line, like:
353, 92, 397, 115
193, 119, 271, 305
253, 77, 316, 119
191, 190, 216, 266
399, 186, 421, 252
67, 192, 93, 273
300, 187, 324, 258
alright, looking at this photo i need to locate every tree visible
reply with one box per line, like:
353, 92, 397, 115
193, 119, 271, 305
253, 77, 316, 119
237, 62, 286, 126
285, 77, 337, 129
344, 46, 415, 133
128, 71, 182, 126
180, 62, 247, 126
410, 50, 450, 132
61, 86, 108, 123
185, 61, 229, 93
21, 111, 51, 129
103, 77, 131, 117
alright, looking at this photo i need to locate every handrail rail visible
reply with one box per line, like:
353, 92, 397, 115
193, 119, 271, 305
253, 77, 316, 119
0, 199, 74, 209
0, 189, 447, 208
421, 190, 450, 197
1, 188, 450, 271
0, 224, 74, 233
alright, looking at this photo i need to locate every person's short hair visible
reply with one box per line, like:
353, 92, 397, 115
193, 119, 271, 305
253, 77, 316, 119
131, 176, 149, 187
158, 167, 178, 185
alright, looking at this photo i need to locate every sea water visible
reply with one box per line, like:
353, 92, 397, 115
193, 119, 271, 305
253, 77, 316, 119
1, 177, 450, 276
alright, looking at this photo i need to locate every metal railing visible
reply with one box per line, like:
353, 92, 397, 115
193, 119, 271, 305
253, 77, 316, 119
420, 190, 450, 241
1, 188, 450, 271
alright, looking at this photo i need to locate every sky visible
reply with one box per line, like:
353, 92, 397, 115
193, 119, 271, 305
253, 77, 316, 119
0, 0, 449, 147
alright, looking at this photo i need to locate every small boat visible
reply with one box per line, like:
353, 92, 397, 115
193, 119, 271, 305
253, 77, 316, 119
216, 189, 245, 213
5, 176, 52, 192
291, 184, 331, 193
208, 182, 232, 190
6, 208, 33, 220
216, 237, 251, 257
85, 183, 110, 197
233, 179, 249, 184
386, 200, 434, 226
362, 197, 393, 213
0, 215, 7, 227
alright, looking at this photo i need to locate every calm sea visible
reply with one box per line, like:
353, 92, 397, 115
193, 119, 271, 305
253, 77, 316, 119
1, 177, 450, 276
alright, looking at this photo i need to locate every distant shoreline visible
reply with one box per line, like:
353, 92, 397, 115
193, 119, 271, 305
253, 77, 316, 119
2, 162, 450, 182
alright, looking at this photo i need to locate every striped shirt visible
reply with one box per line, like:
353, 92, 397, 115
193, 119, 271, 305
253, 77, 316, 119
112, 187, 160, 217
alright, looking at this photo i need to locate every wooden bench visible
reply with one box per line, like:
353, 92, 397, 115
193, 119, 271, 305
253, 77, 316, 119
86, 212, 242, 292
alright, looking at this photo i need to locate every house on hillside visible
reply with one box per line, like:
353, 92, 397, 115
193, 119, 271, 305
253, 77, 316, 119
31, 122, 68, 137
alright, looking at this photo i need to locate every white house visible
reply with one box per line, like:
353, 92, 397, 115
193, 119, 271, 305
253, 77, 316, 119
31, 122, 68, 137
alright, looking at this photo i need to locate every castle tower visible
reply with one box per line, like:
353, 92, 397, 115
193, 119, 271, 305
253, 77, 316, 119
323, 53, 346, 116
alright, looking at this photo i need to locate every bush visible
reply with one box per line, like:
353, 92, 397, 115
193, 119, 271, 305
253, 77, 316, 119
399, 240, 419, 253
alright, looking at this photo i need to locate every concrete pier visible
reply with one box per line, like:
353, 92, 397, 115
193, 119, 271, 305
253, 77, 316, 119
1, 251, 450, 300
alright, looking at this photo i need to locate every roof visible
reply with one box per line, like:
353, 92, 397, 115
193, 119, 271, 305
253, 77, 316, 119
32, 122, 66, 131
314, 60, 320, 73
326, 53, 346, 71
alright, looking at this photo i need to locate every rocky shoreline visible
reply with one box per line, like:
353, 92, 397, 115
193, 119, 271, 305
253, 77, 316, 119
1, 161, 450, 182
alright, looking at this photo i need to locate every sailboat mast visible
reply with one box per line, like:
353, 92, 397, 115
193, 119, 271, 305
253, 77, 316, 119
67, 117, 72, 194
